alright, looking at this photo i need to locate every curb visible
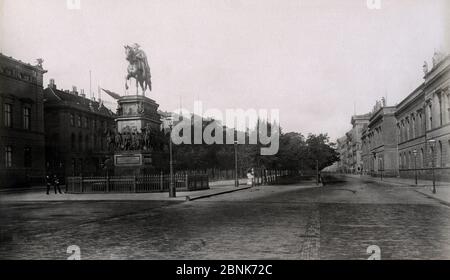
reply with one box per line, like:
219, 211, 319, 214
362, 179, 412, 188
185, 186, 252, 201
0, 186, 48, 194
344, 175, 450, 207
342, 175, 421, 188
412, 189, 450, 208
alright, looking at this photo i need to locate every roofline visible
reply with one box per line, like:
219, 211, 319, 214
395, 83, 425, 111
0, 53, 47, 73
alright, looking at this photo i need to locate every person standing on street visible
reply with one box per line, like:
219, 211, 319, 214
52, 174, 63, 194
247, 168, 254, 187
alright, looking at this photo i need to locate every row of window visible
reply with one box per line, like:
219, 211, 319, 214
70, 133, 105, 152
3, 146, 32, 168
3, 103, 31, 130
399, 140, 450, 169
428, 93, 450, 129
362, 126, 383, 150
69, 113, 106, 130
397, 112, 424, 143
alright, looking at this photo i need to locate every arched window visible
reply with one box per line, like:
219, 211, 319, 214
406, 119, 410, 140
438, 141, 443, 167
408, 151, 412, 169
428, 104, 433, 129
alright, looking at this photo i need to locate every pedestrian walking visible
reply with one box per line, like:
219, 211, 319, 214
247, 168, 254, 187
52, 174, 63, 194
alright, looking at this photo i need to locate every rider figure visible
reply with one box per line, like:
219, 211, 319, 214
132, 43, 151, 81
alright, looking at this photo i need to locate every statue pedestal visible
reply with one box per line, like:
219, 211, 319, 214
113, 95, 162, 175
113, 151, 153, 176
116, 95, 161, 132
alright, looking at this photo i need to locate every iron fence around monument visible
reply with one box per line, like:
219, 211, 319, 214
66, 173, 209, 193
180, 168, 293, 184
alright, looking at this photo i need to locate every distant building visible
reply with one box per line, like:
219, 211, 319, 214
0, 54, 47, 188
350, 114, 371, 173
43, 80, 116, 179
336, 136, 348, 173
365, 105, 398, 177
336, 114, 370, 174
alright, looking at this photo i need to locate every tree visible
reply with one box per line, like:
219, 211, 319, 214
304, 133, 339, 170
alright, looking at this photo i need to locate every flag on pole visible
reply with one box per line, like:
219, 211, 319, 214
101, 88, 121, 100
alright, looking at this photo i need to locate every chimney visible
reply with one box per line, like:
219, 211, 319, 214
48, 78, 56, 89
72, 86, 78, 96
80, 89, 86, 98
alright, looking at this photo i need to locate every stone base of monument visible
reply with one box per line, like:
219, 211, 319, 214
111, 94, 163, 176
113, 151, 155, 176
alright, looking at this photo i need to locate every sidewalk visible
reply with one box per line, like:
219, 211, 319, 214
0, 179, 251, 202
342, 174, 450, 206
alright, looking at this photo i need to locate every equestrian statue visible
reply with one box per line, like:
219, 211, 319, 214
124, 43, 152, 96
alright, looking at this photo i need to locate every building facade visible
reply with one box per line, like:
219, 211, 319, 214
365, 106, 399, 177
395, 52, 450, 181
0, 54, 47, 188
336, 114, 370, 174
349, 114, 371, 173
395, 84, 426, 178
44, 80, 116, 179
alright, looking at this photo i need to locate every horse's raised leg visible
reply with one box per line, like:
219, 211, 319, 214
141, 81, 146, 97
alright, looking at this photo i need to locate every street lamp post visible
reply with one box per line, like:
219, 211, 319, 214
372, 152, 377, 178
380, 156, 383, 181
412, 149, 418, 185
428, 139, 436, 194
234, 140, 238, 188
167, 116, 176, 198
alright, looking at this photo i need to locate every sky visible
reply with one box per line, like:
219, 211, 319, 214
1, 0, 449, 141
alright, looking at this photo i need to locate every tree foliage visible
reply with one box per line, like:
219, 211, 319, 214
159, 117, 339, 172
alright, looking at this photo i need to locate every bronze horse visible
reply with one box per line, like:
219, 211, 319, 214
124, 45, 152, 95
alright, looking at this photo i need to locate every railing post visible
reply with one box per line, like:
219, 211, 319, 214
80, 176, 84, 193
133, 175, 137, 193
106, 174, 110, 193
185, 173, 189, 190
160, 171, 164, 191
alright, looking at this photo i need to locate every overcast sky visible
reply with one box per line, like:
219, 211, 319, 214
1, 0, 449, 141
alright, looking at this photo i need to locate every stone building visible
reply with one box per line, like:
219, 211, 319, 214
396, 52, 450, 181
336, 136, 349, 173
336, 114, 370, 174
361, 101, 398, 177
423, 52, 450, 181
349, 114, 371, 173
395, 84, 426, 177
43, 80, 116, 179
0, 54, 47, 188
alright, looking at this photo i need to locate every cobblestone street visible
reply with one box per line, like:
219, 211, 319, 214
1, 176, 449, 260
